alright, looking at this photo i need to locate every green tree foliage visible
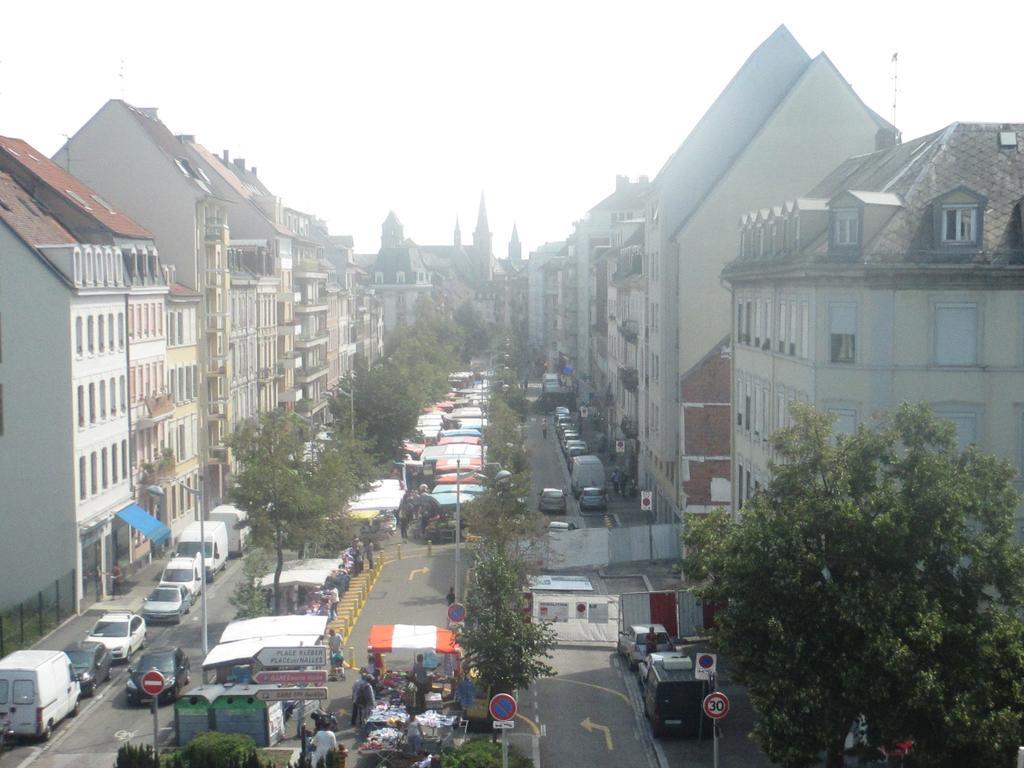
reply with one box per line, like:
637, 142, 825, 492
344, 361, 424, 462
115, 743, 159, 768
304, 433, 376, 554
484, 397, 528, 475
684, 403, 1024, 768
463, 474, 543, 556
176, 733, 259, 768
228, 412, 323, 615
458, 543, 557, 696
440, 738, 532, 768
453, 302, 493, 363
229, 548, 272, 620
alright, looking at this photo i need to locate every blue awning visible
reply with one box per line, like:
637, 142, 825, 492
116, 504, 171, 544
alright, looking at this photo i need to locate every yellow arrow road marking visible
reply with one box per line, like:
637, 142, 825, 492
408, 567, 430, 581
516, 712, 540, 735
581, 717, 614, 751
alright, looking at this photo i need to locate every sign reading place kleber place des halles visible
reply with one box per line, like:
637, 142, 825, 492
255, 646, 328, 667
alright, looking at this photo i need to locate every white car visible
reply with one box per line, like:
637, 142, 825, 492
86, 612, 146, 662
616, 623, 673, 669
638, 651, 692, 686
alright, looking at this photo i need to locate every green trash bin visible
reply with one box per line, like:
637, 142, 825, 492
211, 694, 270, 746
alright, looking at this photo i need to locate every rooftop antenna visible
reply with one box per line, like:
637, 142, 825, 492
119, 58, 125, 100
891, 52, 900, 145
61, 133, 71, 174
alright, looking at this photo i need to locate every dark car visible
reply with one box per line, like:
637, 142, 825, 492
538, 488, 567, 514
126, 647, 191, 705
64, 641, 112, 697
578, 486, 608, 513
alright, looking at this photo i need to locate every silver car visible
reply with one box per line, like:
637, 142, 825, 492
616, 624, 672, 669
142, 585, 192, 624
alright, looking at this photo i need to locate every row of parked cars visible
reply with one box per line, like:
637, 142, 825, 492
536, 407, 608, 517
616, 624, 714, 738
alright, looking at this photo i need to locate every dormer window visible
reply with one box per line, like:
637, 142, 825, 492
832, 209, 859, 247
932, 187, 986, 251
396, 271, 406, 284
941, 205, 977, 244
374, 272, 384, 284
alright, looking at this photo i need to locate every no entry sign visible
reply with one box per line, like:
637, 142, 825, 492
489, 693, 517, 721
140, 669, 165, 697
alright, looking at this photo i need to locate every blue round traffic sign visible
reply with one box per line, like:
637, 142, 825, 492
448, 602, 466, 623
489, 693, 517, 721
698, 654, 715, 669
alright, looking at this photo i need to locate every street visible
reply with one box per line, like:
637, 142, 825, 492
0, 558, 246, 768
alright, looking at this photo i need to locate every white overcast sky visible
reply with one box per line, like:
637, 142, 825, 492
3, 1, 1022, 257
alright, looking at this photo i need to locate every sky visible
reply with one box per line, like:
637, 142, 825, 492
3, 1, 1023, 258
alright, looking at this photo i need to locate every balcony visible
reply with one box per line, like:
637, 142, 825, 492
295, 329, 330, 348
258, 367, 275, 381
277, 354, 301, 374
295, 362, 329, 384
208, 446, 229, 463
207, 314, 227, 332
205, 221, 228, 242
619, 366, 639, 391
620, 417, 639, 439
137, 393, 174, 428
278, 387, 300, 404
295, 300, 328, 314
208, 400, 228, 420
619, 319, 639, 343
277, 322, 295, 336
294, 260, 329, 280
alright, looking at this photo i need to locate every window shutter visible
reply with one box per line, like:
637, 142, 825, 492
935, 304, 977, 365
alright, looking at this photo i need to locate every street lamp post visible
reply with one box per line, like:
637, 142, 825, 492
455, 459, 461, 602
144, 478, 209, 656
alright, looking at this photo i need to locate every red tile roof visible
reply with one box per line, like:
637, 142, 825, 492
0, 136, 153, 239
0, 170, 76, 247
168, 281, 201, 297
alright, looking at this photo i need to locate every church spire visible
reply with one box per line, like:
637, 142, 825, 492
454, 217, 462, 247
472, 191, 493, 279
508, 222, 521, 262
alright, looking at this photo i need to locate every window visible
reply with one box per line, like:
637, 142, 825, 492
829, 303, 857, 363
396, 271, 406, 284
99, 380, 106, 418
736, 377, 744, 427
79, 456, 86, 500
121, 439, 128, 479
90, 452, 97, 495
97, 315, 105, 352
101, 448, 108, 490
111, 443, 118, 484
88, 383, 96, 423
77, 386, 85, 427
109, 377, 117, 415
942, 205, 977, 244
777, 301, 787, 353
935, 303, 977, 366
744, 382, 752, 432
936, 410, 977, 452
375, 272, 384, 284
87, 316, 95, 353
832, 209, 859, 246
108, 313, 115, 350
789, 300, 797, 356
118, 312, 124, 348
119, 376, 126, 411
828, 407, 858, 436
76, 317, 83, 356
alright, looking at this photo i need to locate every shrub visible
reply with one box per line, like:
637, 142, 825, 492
440, 738, 532, 768
181, 733, 260, 768
116, 743, 160, 768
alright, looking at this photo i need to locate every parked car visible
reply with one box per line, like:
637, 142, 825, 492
559, 430, 580, 449
638, 651, 691, 686
85, 612, 146, 663
578, 486, 608, 513
142, 585, 192, 625
538, 488, 568, 514
0, 651, 80, 740
63, 641, 112, 697
641, 654, 709, 737
617, 624, 673, 669
566, 444, 588, 461
548, 520, 577, 531
126, 647, 191, 705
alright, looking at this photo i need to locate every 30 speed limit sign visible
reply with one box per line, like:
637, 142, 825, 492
702, 691, 730, 720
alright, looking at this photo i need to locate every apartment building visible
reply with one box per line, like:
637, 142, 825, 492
56, 101, 236, 501
724, 122, 1024, 536
0, 136, 171, 609
163, 281, 202, 543
639, 26, 892, 523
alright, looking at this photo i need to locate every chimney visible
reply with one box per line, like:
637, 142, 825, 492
176, 134, 195, 144
222, 149, 230, 164
616, 174, 629, 191
137, 107, 159, 119
251, 166, 257, 177
638, 175, 650, 185
233, 158, 246, 172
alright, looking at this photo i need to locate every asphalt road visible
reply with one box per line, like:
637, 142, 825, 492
1, 558, 245, 768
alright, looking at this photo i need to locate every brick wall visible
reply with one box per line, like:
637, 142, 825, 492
681, 342, 732, 510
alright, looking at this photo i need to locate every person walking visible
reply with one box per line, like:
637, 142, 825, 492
311, 724, 337, 768
542, 424, 548, 440
412, 653, 429, 712
328, 629, 345, 680
358, 672, 376, 725
446, 586, 456, 607
364, 536, 375, 571
350, 673, 367, 726
399, 511, 409, 541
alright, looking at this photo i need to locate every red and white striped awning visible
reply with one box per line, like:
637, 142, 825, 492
368, 624, 459, 654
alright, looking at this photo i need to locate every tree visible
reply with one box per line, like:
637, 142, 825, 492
229, 548, 272, 620
684, 403, 1024, 768
228, 412, 322, 615
458, 543, 557, 695
462, 474, 543, 556
342, 361, 423, 462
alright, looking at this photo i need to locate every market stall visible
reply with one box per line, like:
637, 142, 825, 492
355, 625, 464, 763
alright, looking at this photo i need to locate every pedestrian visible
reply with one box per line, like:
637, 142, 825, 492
312, 724, 337, 768
350, 673, 367, 725
364, 537, 375, 571
399, 512, 409, 541
446, 586, 456, 607
405, 719, 423, 755
358, 672, 376, 725
110, 563, 123, 597
328, 629, 345, 680
412, 653, 429, 712
542, 425, 548, 440
327, 584, 339, 621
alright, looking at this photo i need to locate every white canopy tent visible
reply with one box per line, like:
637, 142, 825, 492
258, 559, 339, 588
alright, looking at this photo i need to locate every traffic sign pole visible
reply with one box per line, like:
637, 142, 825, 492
140, 669, 165, 755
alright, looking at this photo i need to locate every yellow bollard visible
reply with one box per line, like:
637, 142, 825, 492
397, 544, 402, 560
427, 541, 433, 557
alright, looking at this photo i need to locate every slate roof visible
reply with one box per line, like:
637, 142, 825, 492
0, 135, 152, 239
726, 122, 1024, 274
168, 281, 201, 298
0, 170, 76, 247
589, 180, 650, 213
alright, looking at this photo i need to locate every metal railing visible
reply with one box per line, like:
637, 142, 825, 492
0, 570, 77, 656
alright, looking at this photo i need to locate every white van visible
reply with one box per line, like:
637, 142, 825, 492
175, 520, 229, 581
0, 650, 80, 740
159, 553, 204, 599
571, 455, 605, 498
207, 505, 249, 558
